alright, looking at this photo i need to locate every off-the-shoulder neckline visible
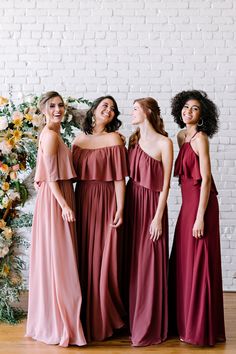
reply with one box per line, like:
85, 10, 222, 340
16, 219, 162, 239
72, 144, 125, 151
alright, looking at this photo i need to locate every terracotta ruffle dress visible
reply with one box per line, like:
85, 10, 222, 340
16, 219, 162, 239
72, 144, 129, 342
26, 132, 86, 347
168, 136, 226, 346
125, 144, 169, 346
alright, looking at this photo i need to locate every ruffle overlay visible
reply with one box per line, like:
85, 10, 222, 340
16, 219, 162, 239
35, 141, 76, 182
128, 144, 164, 191
72, 144, 129, 181
174, 142, 218, 194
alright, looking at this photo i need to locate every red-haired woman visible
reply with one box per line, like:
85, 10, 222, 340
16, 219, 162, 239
126, 97, 173, 346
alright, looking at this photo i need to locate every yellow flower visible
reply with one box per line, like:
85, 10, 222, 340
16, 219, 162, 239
0, 163, 9, 174
24, 113, 33, 122
0, 96, 9, 106
12, 111, 23, 128
12, 129, 22, 142
1, 263, 10, 277
1, 182, 10, 191
6, 138, 15, 149
2, 227, 13, 240
0, 219, 6, 229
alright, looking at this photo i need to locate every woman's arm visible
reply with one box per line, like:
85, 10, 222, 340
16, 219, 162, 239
111, 179, 126, 228
192, 133, 211, 238
149, 138, 173, 241
43, 130, 75, 223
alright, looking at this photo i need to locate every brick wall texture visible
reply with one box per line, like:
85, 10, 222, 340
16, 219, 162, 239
0, 0, 235, 290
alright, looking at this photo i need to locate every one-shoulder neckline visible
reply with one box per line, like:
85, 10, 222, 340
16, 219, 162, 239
137, 143, 162, 163
73, 144, 124, 151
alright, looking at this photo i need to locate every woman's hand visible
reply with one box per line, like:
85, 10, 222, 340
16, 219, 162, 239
111, 209, 123, 228
62, 205, 75, 223
192, 218, 204, 238
34, 181, 40, 191
149, 217, 162, 241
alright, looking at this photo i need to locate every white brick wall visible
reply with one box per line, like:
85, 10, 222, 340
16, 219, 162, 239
1, 0, 235, 290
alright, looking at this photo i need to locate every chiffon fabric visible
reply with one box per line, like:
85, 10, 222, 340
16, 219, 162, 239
72, 144, 129, 342
125, 144, 169, 346
26, 132, 86, 347
169, 136, 226, 346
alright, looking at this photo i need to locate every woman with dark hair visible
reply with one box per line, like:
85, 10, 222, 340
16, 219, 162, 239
125, 97, 173, 346
168, 90, 226, 346
26, 92, 86, 347
72, 95, 129, 342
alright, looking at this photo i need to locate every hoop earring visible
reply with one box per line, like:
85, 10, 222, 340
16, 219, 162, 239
91, 116, 96, 128
198, 118, 203, 127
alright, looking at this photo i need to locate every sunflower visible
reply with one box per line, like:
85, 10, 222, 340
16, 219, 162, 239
12, 129, 22, 143
12, 111, 23, 128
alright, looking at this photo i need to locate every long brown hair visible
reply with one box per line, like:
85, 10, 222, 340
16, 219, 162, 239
129, 97, 168, 148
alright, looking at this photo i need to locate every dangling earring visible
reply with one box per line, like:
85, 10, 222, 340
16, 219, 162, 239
198, 118, 203, 127
91, 116, 96, 128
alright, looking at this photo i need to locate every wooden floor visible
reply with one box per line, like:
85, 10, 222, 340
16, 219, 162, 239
0, 292, 235, 354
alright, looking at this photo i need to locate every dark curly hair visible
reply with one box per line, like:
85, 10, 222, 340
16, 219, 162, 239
171, 90, 219, 138
82, 95, 122, 134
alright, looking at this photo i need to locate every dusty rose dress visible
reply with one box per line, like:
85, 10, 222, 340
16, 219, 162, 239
72, 144, 129, 342
168, 135, 226, 346
126, 144, 168, 346
26, 131, 86, 347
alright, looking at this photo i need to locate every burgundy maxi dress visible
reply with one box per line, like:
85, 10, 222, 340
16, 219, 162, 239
169, 135, 226, 346
72, 144, 129, 342
126, 143, 169, 346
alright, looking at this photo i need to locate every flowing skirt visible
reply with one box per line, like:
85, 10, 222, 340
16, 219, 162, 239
75, 180, 125, 342
26, 181, 86, 347
169, 178, 226, 346
126, 180, 168, 346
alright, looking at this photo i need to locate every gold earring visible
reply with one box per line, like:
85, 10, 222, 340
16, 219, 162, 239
91, 116, 96, 127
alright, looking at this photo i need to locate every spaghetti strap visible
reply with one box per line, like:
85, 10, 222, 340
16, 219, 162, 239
190, 131, 198, 141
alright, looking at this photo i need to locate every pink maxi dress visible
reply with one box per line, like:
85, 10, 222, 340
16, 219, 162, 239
72, 144, 129, 342
126, 143, 169, 346
26, 132, 86, 347
168, 135, 226, 346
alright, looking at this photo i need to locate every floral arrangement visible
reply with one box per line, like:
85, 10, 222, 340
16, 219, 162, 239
0, 92, 90, 323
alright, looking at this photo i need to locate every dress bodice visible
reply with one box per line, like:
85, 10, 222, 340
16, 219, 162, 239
174, 142, 217, 194
128, 144, 164, 192
35, 135, 76, 183
72, 144, 129, 181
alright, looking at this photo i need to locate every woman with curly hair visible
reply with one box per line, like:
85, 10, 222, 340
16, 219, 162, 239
72, 95, 129, 342
125, 97, 173, 346
168, 90, 226, 346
